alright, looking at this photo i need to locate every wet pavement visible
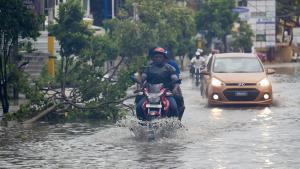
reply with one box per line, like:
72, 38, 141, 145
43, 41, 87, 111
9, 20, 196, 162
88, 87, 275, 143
1, 63, 300, 168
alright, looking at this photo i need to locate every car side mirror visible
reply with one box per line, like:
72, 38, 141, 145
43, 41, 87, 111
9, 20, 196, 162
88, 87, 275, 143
200, 70, 210, 75
266, 68, 275, 75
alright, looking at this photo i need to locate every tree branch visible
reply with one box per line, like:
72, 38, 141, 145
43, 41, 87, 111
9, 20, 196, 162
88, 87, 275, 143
62, 93, 137, 110
103, 56, 124, 82
108, 56, 124, 81
23, 103, 59, 124
119, 103, 135, 116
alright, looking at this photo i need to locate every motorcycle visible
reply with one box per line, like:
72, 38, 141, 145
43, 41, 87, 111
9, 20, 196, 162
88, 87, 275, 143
193, 64, 206, 97
193, 64, 204, 87
131, 76, 181, 140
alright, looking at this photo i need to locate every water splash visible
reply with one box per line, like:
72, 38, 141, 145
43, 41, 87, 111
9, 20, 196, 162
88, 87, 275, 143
117, 116, 184, 141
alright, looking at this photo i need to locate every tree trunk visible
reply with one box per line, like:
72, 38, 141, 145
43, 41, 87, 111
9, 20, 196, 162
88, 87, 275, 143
3, 82, 9, 113
0, 86, 7, 113
0, 81, 10, 114
65, 56, 69, 84
0, 35, 10, 114
222, 35, 228, 52
180, 55, 185, 70
289, 28, 293, 46
60, 48, 66, 97
12, 38, 19, 105
282, 20, 286, 42
206, 37, 212, 50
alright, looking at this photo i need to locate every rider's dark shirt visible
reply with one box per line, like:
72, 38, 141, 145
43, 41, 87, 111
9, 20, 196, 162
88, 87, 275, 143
143, 63, 177, 90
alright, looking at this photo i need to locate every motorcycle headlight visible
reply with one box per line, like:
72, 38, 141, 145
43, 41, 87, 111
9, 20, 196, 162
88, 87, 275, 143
258, 78, 270, 87
211, 77, 223, 87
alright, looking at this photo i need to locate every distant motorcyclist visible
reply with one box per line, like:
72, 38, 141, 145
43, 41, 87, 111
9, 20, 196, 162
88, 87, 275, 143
136, 47, 179, 121
191, 49, 206, 71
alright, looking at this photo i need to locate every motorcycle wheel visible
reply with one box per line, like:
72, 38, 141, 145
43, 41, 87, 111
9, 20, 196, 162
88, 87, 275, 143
195, 74, 199, 86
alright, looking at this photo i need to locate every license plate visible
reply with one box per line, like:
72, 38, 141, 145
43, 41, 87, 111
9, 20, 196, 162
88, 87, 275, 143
146, 104, 162, 108
235, 91, 248, 96
149, 111, 159, 116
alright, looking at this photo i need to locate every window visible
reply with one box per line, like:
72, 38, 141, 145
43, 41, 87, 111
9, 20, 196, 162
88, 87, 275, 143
256, 34, 266, 42
213, 57, 263, 73
237, 0, 247, 7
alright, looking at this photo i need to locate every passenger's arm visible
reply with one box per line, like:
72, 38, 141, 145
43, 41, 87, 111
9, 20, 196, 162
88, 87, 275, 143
171, 74, 180, 94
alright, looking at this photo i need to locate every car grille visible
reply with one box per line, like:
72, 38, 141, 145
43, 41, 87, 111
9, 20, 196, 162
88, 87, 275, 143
225, 83, 256, 86
223, 88, 259, 101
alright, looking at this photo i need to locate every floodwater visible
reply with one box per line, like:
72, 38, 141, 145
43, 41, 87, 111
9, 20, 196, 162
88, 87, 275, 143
1, 63, 300, 169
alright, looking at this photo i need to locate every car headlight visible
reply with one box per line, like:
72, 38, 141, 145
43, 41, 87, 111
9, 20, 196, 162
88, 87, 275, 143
211, 77, 223, 87
258, 78, 270, 87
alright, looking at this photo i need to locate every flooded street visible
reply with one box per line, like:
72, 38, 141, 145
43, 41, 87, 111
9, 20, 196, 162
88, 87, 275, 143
1, 63, 300, 168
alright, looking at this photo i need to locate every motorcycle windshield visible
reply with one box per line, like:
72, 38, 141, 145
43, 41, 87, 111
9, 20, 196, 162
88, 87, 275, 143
147, 83, 163, 93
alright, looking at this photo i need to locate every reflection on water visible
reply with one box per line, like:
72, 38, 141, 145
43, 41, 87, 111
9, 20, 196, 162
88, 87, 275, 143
134, 142, 185, 169
257, 107, 272, 120
271, 66, 300, 83
210, 108, 223, 121
272, 66, 300, 76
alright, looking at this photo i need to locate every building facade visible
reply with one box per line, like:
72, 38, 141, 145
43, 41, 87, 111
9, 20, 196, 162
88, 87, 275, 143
23, 0, 45, 15
235, 0, 276, 50
44, 0, 124, 26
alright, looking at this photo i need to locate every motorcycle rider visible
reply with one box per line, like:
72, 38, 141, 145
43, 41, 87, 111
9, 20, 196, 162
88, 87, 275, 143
136, 47, 179, 121
191, 49, 206, 73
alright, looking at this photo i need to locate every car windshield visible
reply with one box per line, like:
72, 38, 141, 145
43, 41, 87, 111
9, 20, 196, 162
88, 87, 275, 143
213, 57, 263, 73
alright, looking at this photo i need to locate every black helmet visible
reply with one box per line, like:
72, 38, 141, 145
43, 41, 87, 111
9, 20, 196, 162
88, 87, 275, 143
149, 46, 168, 59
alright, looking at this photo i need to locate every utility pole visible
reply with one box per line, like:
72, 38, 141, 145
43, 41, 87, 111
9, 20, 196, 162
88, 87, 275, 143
48, 0, 55, 78
112, 0, 115, 18
87, 0, 91, 17
133, 3, 139, 21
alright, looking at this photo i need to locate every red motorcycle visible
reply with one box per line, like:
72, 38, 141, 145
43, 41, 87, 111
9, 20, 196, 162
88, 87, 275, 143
139, 83, 173, 120
131, 76, 180, 140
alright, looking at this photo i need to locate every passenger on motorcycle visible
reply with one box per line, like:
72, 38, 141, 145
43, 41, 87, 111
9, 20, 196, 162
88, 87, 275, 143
164, 50, 185, 121
136, 47, 179, 121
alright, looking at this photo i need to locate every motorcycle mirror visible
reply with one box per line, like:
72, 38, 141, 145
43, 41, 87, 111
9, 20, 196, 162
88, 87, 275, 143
266, 68, 275, 75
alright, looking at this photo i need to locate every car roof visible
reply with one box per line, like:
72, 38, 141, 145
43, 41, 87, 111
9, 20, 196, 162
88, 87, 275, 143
214, 53, 256, 58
